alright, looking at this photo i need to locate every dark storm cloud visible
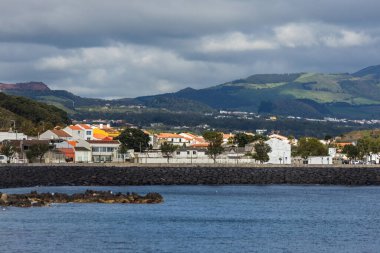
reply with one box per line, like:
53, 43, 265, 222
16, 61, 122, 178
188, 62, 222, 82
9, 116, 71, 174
0, 0, 379, 97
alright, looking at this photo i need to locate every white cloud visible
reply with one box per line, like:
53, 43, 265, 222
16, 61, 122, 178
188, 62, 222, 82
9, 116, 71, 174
274, 23, 318, 48
275, 22, 375, 48
200, 32, 277, 52
34, 43, 246, 97
0, 1, 380, 98
198, 22, 375, 54
322, 30, 373, 47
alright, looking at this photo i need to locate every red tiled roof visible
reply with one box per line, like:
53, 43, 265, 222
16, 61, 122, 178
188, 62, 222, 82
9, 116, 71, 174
156, 133, 183, 139
56, 148, 75, 159
52, 129, 72, 138
67, 141, 77, 147
78, 124, 92, 130
191, 143, 209, 147
69, 125, 82, 130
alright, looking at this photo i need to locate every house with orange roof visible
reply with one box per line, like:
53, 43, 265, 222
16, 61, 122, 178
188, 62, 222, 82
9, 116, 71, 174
156, 133, 191, 147
40, 129, 73, 140
63, 124, 94, 140
179, 133, 208, 146
93, 128, 111, 140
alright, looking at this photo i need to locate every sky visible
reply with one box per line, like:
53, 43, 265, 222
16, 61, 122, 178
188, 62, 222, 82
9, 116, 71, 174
0, 0, 379, 98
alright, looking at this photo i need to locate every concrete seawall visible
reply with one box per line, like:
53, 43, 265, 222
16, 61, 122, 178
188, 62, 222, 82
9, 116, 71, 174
1, 165, 380, 188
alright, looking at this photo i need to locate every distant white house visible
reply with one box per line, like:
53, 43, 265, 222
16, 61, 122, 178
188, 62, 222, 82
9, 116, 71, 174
136, 147, 256, 164
307, 156, 333, 165
0, 132, 28, 142
156, 133, 191, 147
265, 138, 291, 164
74, 147, 92, 163
87, 140, 120, 162
40, 129, 73, 140
63, 124, 94, 140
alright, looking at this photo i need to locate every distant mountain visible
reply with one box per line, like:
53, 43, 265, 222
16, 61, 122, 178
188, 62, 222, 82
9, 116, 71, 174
352, 65, 380, 79
3, 64, 380, 119
1, 82, 213, 113
0, 82, 50, 91
143, 65, 380, 118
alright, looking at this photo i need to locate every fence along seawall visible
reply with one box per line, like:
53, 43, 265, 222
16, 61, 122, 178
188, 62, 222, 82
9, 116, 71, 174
1, 165, 380, 188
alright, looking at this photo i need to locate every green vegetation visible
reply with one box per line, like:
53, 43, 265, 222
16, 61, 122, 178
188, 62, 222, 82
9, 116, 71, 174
117, 128, 150, 152
203, 131, 224, 163
251, 140, 272, 163
26, 143, 50, 163
0, 93, 71, 135
233, 133, 255, 147
160, 142, 178, 163
233, 133, 268, 147
294, 137, 328, 159
0, 141, 17, 163
342, 145, 359, 160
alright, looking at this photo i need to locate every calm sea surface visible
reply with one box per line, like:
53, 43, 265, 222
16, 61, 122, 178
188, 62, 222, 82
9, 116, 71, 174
1, 185, 380, 253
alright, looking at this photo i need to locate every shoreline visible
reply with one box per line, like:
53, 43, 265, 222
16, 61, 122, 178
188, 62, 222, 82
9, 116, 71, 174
1, 165, 380, 188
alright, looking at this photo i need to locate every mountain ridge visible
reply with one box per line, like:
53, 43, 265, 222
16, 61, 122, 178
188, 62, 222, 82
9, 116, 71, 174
2, 64, 380, 119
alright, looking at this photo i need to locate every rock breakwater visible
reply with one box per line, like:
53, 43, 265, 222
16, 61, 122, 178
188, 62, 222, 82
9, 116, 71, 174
0, 190, 163, 207
1, 165, 380, 188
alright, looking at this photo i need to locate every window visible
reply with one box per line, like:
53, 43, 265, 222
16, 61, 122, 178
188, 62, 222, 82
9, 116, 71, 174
86, 131, 92, 135
187, 151, 190, 155
193, 151, 196, 155
176, 151, 180, 155
107, 147, 114, 152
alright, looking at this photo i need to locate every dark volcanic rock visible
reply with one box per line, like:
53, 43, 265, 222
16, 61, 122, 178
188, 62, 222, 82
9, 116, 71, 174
1, 165, 380, 188
0, 190, 163, 208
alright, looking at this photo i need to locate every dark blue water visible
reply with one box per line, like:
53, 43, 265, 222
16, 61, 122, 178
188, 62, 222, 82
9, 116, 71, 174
1, 185, 380, 253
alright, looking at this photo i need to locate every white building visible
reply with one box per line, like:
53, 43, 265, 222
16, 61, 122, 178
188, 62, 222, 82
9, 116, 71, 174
306, 156, 333, 165
87, 140, 120, 162
265, 138, 291, 164
0, 132, 28, 141
74, 147, 92, 163
63, 124, 94, 140
40, 129, 73, 140
136, 148, 256, 164
156, 133, 191, 147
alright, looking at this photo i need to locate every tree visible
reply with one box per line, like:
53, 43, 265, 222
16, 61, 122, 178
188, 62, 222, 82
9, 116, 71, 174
295, 137, 328, 159
118, 143, 129, 162
26, 143, 50, 163
203, 131, 224, 163
252, 134, 269, 142
233, 133, 255, 147
342, 144, 359, 161
252, 140, 272, 164
0, 141, 16, 163
356, 137, 372, 159
160, 142, 178, 163
117, 128, 150, 152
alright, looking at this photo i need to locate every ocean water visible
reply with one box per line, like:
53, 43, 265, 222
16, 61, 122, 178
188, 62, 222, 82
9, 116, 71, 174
1, 185, 380, 253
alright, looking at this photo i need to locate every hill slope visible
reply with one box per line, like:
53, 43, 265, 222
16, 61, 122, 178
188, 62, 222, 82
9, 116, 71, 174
0, 93, 71, 135
142, 65, 380, 118
3, 65, 380, 119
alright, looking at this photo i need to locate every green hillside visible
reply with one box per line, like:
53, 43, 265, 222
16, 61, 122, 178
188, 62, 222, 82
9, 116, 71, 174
0, 93, 71, 135
162, 65, 380, 118
2, 64, 380, 119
